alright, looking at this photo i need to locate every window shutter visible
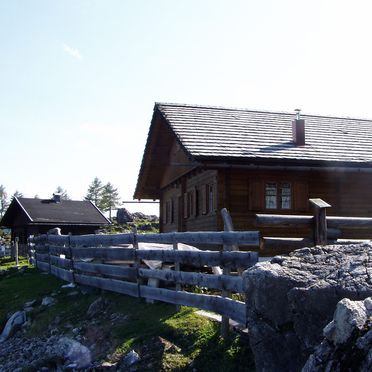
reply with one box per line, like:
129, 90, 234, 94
170, 198, 174, 223
183, 193, 188, 218
202, 185, 208, 214
212, 182, 218, 212
163, 201, 167, 224
194, 187, 198, 216
249, 180, 263, 210
293, 181, 309, 212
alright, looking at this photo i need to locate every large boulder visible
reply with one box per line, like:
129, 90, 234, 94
116, 208, 133, 224
243, 243, 372, 372
0, 311, 26, 342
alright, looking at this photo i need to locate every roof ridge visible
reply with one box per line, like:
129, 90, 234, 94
155, 102, 372, 123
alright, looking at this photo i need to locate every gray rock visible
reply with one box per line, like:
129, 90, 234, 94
323, 298, 367, 344
117, 208, 133, 223
243, 243, 372, 372
60, 337, 91, 369
41, 296, 56, 307
24, 300, 36, 307
87, 297, 109, 319
0, 311, 26, 342
122, 350, 140, 367
303, 297, 371, 372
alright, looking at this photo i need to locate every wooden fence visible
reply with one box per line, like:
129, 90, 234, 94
257, 198, 372, 254
29, 230, 259, 328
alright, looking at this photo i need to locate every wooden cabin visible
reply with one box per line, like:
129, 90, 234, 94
0, 195, 111, 243
134, 103, 372, 243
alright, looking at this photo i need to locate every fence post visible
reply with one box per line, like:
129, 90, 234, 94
173, 236, 181, 312
68, 233, 75, 285
46, 233, 51, 273
14, 237, 19, 267
220, 208, 236, 338
132, 226, 141, 299
309, 198, 331, 246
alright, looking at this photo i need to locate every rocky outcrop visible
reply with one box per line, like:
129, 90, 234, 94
303, 297, 371, 371
243, 243, 372, 372
116, 208, 133, 224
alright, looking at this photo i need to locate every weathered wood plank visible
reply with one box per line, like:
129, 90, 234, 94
50, 265, 74, 282
137, 250, 258, 269
69, 233, 134, 247
35, 253, 49, 262
33, 244, 49, 254
327, 216, 372, 228
49, 245, 71, 256
256, 214, 313, 227
71, 247, 135, 261
262, 237, 314, 251
47, 235, 69, 245
138, 268, 243, 292
140, 286, 246, 325
137, 231, 259, 246
50, 256, 72, 269
36, 260, 50, 272
73, 262, 137, 281
74, 274, 138, 297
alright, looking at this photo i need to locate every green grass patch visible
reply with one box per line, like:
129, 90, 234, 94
0, 267, 64, 326
0, 256, 30, 270
0, 261, 255, 371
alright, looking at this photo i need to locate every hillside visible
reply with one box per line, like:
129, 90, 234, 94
0, 258, 255, 371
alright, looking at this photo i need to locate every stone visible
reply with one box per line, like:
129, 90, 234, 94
303, 297, 371, 372
122, 350, 140, 367
116, 208, 133, 224
41, 296, 56, 306
323, 298, 367, 344
24, 300, 36, 307
59, 337, 91, 369
243, 243, 372, 372
87, 297, 110, 319
0, 311, 27, 342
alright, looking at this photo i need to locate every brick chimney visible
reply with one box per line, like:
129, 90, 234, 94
292, 109, 305, 146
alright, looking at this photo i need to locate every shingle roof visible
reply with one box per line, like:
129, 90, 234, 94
1, 197, 111, 226
157, 103, 372, 165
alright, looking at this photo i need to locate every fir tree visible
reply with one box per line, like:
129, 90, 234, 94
101, 182, 121, 220
84, 177, 104, 208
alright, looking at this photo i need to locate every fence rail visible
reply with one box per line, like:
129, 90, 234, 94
257, 198, 372, 253
30, 228, 259, 329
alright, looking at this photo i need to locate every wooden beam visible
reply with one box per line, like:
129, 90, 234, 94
73, 261, 137, 281
137, 250, 258, 269
138, 268, 243, 292
74, 274, 139, 297
256, 214, 313, 227
140, 286, 246, 325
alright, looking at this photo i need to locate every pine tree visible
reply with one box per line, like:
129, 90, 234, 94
0, 185, 9, 218
101, 182, 121, 220
84, 177, 104, 209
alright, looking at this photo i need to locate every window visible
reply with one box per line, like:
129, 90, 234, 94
184, 188, 197, 219
164, 198, 174, 224
265, 182, 292, 210
202, 183, 216, 214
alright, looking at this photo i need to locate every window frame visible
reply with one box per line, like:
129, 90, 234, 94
264, 181, 292, 211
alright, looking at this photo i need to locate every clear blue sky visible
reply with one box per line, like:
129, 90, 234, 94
1, 0, 372, 215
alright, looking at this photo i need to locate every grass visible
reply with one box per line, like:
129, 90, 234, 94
0, 256, 30, 270
0, 259, 255, 371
